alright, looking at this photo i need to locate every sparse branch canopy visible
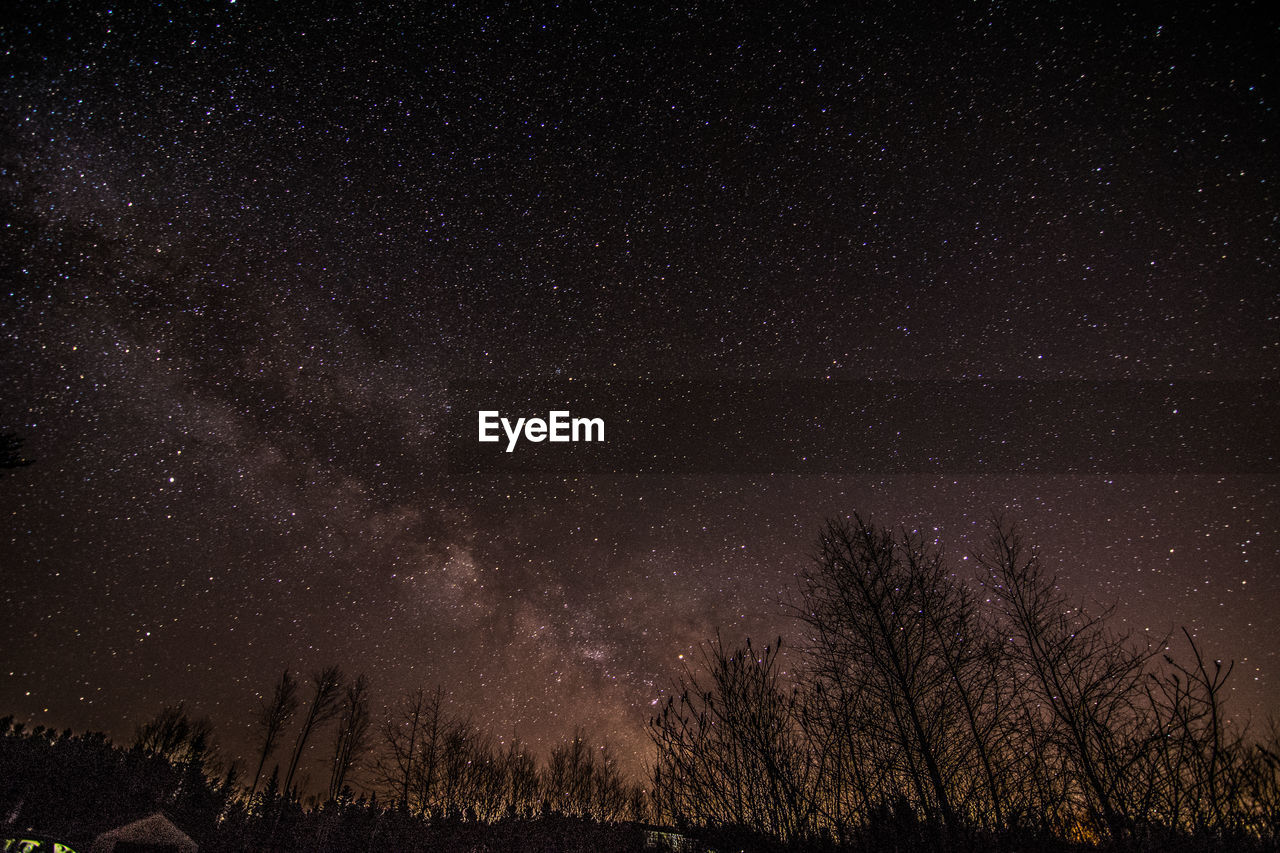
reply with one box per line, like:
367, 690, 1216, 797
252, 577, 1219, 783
977, 517, 1156, 841
328, 673, 372, 801
250, 668, 299, 796
134, 703, 214, 767
651, 513, 1274, 848
282, 664, 344, 798
649, 633, 817, 842
15, 513, 1272, 851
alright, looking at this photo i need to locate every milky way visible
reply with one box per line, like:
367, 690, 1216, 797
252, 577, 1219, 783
1, 3, 1275, 782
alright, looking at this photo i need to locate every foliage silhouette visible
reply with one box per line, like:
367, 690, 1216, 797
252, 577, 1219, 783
2, 515, 1278, 852
649, 516, 1280, 851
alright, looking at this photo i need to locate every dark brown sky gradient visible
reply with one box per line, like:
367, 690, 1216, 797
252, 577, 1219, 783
1, 2, 1275, 781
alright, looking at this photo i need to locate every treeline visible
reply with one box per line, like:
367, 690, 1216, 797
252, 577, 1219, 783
0, 716, 229, 847
4, 514, 1279, 852
373, 687, 645, 823
237, 670, 648, 823
1, 663, 653, 850
650, 516, 1280, 851
0, 711, 653, 852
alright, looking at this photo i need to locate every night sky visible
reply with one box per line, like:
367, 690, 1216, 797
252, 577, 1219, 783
2, 3, 1276, 784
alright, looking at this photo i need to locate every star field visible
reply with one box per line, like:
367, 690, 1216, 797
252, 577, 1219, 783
1, 3, 1276, 781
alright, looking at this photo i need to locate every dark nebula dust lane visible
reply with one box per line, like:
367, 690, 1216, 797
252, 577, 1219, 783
1, 3, 1276, 780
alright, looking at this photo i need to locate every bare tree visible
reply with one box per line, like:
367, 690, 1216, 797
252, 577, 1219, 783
282, 665, 344, 798
545, 727, 596, 817
500, 737, 541, 817
797, 516, 964, 830
626, 781, 650, 823
1139, 628, 1258, 837
376, 691, 550, 821
979, 518, 1154, 842
377, 686, 430, 811
328, 673, 372, 801
591, 742, 630, 822
250, 669, 299, 796
134, 703, 214, 766
650, 635, 817, 842
1243, 716, 1280, 839
374, 685, 467, 817
437, 715, 494, 818
916, 566, 1013, 829
411, 687, 451, 816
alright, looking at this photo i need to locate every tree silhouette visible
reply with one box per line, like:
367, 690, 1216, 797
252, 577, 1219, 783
133, 702, 214, 766
377, 686, 431, 812
978, 518, 1154, 841
544, 726, 599, 818
328, 672, 373, 801
647, 513, 1280, 850
5, 512, 1280, 851
376, 685, 451, 816
282, 665, 344, 798
798, 516, 962, 831
250, 668, 300, 796
650, 635, 817, 842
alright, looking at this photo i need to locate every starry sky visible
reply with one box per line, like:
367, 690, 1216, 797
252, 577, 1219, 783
1, 3, 1276, 782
